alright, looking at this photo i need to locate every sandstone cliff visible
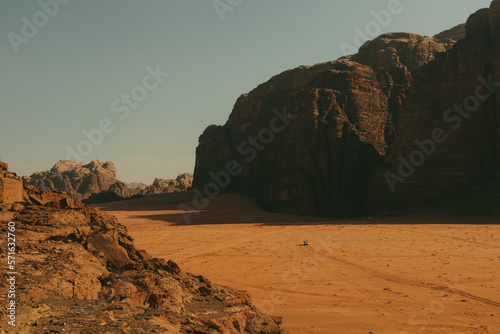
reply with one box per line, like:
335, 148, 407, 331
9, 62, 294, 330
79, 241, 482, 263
194, 34, 451, 216
193, 2, 500, 217
369, 6, 500, 215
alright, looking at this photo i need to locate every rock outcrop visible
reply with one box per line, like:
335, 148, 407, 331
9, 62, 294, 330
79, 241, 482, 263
23, 160, 130, 201
0, 161, 24, 204
194, 2, 500, 217
0, 181, 283, 333
140, 173, 193, 196
24, 161, 194, 203
126, 181, 148, 190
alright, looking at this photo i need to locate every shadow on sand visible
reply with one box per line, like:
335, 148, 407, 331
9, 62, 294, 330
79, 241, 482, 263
95, 191, 499, 226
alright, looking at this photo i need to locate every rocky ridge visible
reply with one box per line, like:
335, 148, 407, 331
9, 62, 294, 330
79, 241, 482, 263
23, 161, 193, 203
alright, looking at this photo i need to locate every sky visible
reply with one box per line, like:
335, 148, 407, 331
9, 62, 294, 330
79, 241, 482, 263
0, 0, 493, 184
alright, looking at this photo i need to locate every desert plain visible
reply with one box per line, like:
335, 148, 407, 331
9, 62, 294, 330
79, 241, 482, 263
98, 192, 500, 334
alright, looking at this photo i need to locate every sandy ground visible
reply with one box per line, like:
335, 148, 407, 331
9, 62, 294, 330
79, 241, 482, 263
97, 192, 500, 334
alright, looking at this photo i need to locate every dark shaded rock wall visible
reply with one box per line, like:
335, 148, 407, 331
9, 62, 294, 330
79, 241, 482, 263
194, 33, 450, 217
369, 7, 500, 214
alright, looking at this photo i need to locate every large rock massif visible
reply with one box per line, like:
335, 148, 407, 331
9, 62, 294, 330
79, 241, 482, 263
23, 160, 130, 201
23, 161, 193, 203
193, 3, 500, 217
0, 164, 283, 333
370, 6, 500, 214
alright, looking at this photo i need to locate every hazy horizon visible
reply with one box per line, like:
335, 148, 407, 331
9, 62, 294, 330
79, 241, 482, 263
0, 0, 492, 183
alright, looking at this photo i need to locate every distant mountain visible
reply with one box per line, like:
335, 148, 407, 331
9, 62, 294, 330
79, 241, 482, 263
23, 160, 193, 203
126, 181, 148, 190
23, 160, 137, 201
139, 173, 193, 196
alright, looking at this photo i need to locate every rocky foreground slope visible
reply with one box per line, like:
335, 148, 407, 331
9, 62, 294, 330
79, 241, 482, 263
0, 165, 282, 333
23, 161, 193, 203
193, 2, 500, 217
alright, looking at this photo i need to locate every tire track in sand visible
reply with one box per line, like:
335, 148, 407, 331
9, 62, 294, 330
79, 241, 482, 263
306, 246, 500, 308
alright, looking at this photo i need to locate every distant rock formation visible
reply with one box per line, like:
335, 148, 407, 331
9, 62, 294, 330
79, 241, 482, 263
140, 173, 193, 196
23, 160, 194, 203
23, 160, 132, 201
194, 2, 500, 217
126, 181, 147, 190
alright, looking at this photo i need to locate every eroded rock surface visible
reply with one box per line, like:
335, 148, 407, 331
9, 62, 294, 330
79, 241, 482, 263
140, 173, 193, 196
193, 30, 453, 217
0, 188, 283, 333
369, 6, 500, 215
23, 160, 130, 201
0, 161, 24, 204
193, 2, 500, 218
23, 161, 194, 204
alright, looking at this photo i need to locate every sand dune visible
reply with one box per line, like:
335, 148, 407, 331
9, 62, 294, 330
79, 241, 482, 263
97, 192, 500, 333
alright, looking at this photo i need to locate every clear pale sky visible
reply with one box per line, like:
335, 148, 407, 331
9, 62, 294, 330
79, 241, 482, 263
0, 0, 492, 183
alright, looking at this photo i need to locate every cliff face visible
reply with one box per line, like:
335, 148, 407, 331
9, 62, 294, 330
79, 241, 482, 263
193, 32, 453, 216
369, 7, 500, 214
194, 2, 500, 217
